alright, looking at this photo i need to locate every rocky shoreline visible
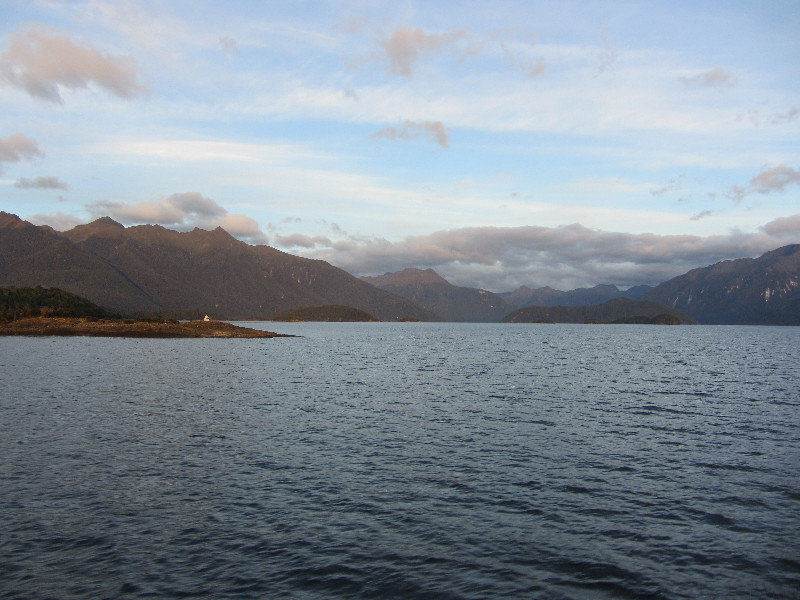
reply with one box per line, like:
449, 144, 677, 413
0, 317, 291, 338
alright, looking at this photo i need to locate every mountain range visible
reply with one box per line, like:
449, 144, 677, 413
1, 212, 798, 325
0, 212, 435, 321
502, 297, 695, 324
499, 283, 652, 308
361, 268, 513, 322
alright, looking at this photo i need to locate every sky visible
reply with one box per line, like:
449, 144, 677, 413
1, 0, 799, 292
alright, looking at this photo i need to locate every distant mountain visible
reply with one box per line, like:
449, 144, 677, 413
500, 283, 652, 308
0, 213, 436, 321
642, 244, 800, 325
361, 268, 513, 322
502, 297, 696, 324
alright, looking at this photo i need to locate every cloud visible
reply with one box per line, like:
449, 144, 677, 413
0, 133, 43, 173
14, 175, 68, 190
690, 210, 713, 221
760, 214, 800, 236
292, 217, 800, 292
275, 233, 333, 248
749, 165, 800, 194
27, 211, 84, 231
679, 67, 733, 88
594, 29, 617, 77
0, 28, 145, 103
770, 108, 800, 125
380, 27, 466, 76
651, 174, 685, 197
88, 192, 269, 244
726, 165, 800, 202
219, 36, 238, 54
372, 120, 450, 149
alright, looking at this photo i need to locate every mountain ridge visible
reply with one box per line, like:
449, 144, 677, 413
502, 297, 696, 324
361, 267, 513, 322
0, 213, 437, 321
641, 243, 800, 325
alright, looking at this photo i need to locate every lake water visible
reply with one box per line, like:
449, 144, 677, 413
1, 323, 799, 599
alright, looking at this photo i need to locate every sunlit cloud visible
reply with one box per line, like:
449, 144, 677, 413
0, 27, 146, 103
0, 133, 43, 173
87, 192, 269, 244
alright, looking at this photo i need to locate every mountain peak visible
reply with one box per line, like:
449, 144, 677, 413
363, 267, 450, 287
90, 216, 124, 229
62, 217, 125, 243
0, 212, 30, 230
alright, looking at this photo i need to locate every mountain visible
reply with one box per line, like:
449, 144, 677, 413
0, 213, 436, 321
361, 268, 513, 322
500, 283, 652, 308
642, 244, 800, 325
502, 297, 696, 324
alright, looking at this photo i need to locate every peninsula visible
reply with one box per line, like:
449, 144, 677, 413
0, 317, 291, 338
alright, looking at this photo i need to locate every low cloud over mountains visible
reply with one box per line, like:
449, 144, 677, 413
296, 215, 800, 292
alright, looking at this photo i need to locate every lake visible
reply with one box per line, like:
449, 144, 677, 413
1, 323, 798, 599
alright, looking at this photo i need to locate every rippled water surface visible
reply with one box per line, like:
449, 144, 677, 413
1, 323, 799, 599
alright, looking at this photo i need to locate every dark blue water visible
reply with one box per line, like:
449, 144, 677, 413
1, 323, 799, 599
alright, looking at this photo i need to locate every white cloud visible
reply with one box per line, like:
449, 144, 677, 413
0, 133, 43, 173
0, 27, 146, 103
28, 211, 84, 231
94, 138, 321, 163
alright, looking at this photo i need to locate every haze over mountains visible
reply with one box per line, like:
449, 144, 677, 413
1, 212, 798, 325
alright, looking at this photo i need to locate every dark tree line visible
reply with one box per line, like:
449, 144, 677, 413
0, 286, 120, 321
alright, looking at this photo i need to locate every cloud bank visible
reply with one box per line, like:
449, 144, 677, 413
290, 216, 800, 292
0, 28, 145, 103
88, 192, 268, 244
